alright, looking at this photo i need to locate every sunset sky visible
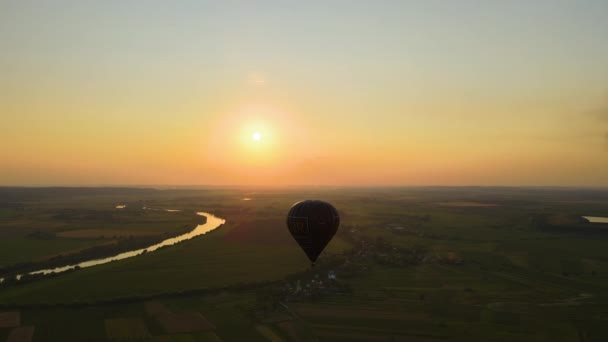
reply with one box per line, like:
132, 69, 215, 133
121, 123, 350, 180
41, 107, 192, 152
1, 1, 608, 186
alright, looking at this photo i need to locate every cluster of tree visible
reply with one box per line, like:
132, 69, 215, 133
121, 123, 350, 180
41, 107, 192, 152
250, 264, 354, 318
0, 266, 81, 287
435, 251, 464, 265
26, 230, 56, 240
52, 208, 119, 221
0, 277, 278, 310
373, 239, 428, 267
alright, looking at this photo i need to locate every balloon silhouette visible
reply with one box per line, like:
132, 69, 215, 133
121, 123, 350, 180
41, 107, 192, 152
286, 200, 340, 266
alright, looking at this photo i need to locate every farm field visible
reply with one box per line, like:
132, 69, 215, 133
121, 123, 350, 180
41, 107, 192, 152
0, 188, 208, 273
3, 0, 608, 340
0, 187, 607, 341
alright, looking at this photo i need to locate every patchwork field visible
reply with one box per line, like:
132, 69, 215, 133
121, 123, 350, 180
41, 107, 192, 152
0, 311, 20, 328
6, 326, 34, 342
145, 301, 215, 334
0, 187, 607, 341
105, 317, 149, 340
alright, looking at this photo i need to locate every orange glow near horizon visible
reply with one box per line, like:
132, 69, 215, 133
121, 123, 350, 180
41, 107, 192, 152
1, 2, 608, 186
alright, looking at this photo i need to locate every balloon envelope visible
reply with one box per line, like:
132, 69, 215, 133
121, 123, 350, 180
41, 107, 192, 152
286, 200, 340, 264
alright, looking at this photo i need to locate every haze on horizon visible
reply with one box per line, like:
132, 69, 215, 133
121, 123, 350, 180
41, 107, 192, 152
1, 1, 608, 187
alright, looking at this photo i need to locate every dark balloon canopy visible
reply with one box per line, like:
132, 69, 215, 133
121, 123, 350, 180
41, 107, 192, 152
286, 200, 340, 265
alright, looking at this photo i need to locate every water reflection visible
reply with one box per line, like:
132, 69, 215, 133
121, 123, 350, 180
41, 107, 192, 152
583, 216, 608, 224
4, 212, 225, 281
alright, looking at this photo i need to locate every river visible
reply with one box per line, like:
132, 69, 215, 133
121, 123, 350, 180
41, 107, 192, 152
0, 211, 225, 283
583, 216, 608, 224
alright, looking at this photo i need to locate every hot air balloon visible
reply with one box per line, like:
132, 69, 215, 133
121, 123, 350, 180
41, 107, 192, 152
286, 200, 340, 266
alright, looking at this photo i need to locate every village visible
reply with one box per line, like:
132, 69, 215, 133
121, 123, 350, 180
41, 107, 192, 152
253, 223, 464, 321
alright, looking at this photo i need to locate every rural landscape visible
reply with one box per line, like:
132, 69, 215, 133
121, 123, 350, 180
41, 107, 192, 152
2, 1, 608, 341
1, 186, 607, 341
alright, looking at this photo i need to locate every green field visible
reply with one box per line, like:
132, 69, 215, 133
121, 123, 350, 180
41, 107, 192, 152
0, 238, 108, 267
1, 187, 608, 341
0, 189, 205, 270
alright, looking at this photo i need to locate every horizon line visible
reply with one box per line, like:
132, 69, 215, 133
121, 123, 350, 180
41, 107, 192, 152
1, 184, 608, 190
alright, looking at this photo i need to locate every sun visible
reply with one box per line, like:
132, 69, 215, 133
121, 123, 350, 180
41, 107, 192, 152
252, 131, 262, 141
